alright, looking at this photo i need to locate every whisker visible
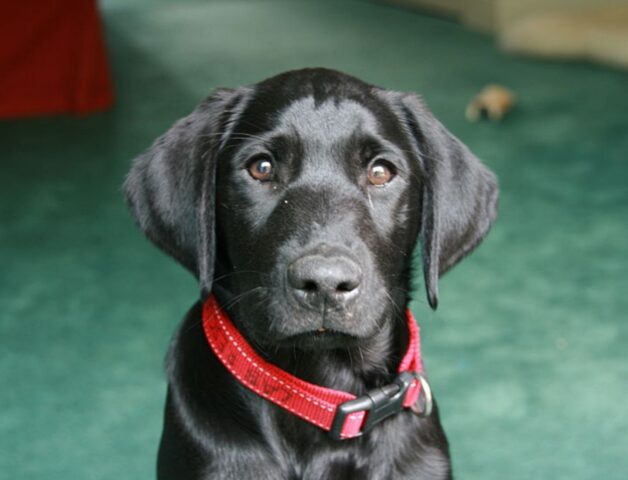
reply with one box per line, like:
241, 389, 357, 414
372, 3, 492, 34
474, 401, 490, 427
221, 286, 266, 312
211, 270, 270, 284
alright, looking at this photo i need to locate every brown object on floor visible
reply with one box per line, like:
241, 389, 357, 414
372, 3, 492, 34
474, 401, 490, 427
466, 84, 516, 122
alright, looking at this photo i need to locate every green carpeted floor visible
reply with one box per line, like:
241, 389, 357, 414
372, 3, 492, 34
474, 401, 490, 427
1, 1, 627, 478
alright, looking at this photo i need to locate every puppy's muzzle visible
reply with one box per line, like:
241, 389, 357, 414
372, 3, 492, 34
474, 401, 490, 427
287, 253, 362, 311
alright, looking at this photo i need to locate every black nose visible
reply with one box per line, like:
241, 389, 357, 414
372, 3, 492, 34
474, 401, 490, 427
288, 255, 362, 309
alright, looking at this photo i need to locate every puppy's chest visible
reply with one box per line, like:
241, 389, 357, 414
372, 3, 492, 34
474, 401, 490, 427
263, 413, 446, 480
277, 442, 445, 480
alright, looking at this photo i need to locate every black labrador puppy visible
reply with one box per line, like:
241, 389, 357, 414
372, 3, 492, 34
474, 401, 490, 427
125, 68, 498, 479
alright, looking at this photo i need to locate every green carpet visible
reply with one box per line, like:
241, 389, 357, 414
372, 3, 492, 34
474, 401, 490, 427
1, 1, 627, 478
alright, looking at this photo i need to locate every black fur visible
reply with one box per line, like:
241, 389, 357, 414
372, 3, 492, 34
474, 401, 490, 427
124, 68, 498, 479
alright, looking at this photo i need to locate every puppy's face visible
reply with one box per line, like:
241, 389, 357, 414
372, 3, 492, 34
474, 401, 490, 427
215, 89, 421, 349
125, 68, 498, 351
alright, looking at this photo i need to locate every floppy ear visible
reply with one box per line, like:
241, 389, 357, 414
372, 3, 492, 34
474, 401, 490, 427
124, 87, 250, 297
397, 94, 498, 309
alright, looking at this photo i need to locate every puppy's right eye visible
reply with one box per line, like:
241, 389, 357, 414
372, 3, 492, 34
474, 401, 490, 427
247, 156, 274, 182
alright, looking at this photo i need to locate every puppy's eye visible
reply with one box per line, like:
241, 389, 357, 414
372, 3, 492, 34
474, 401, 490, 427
247, 156, 274, 182
367, 159, 395, 186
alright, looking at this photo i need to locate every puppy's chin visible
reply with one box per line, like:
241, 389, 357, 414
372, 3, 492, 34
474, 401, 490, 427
277, 330, 360, 351
235, 294, 387, 351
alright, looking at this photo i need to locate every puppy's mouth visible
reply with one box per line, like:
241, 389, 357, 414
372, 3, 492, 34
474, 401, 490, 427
277, 328, 360, 350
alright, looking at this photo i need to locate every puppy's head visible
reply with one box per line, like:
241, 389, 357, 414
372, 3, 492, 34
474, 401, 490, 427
125, 68, 498, 350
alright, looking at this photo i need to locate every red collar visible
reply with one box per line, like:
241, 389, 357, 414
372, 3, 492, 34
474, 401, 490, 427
202, 294, 432, 440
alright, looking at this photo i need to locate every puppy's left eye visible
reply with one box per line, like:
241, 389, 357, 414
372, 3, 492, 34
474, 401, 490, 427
367, 159, 395, 186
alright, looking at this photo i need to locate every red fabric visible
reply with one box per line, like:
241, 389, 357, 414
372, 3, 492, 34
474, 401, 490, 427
0, 0, 114, 118
202, 295, 424, 439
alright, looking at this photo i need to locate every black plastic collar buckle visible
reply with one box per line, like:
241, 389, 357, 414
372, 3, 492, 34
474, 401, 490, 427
329, 371, 417, 440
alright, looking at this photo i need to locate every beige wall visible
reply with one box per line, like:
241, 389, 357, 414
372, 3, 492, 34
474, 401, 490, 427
385, 0, 628, 69
496, 0, 628, 27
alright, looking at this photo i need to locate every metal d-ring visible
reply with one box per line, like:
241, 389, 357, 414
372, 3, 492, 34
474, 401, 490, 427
410, 373, 433, 418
